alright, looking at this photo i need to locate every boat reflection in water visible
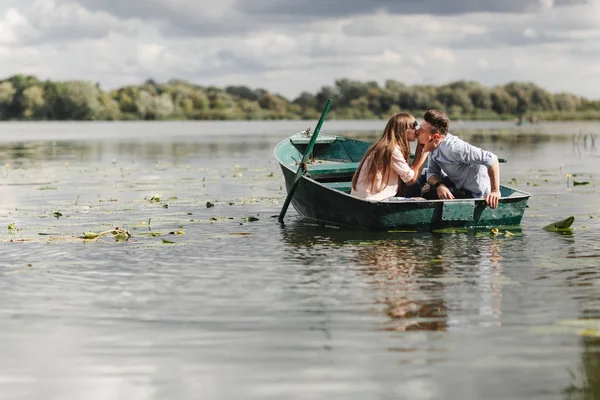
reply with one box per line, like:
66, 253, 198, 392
280, 222, 512, 334
355, 232, 505, 333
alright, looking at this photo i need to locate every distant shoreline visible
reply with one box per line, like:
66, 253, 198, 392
1, 75, 599, 122
0, 115, 598, 122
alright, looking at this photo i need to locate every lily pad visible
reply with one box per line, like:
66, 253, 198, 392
557, 319, 600, 330
241, 216, 259, 223
432, 228, 469, 234
114, 232, 130, 241
111, 228, 132, 242
542, 216, 575, 231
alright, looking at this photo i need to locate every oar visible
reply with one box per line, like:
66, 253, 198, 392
278, 99, 332, 224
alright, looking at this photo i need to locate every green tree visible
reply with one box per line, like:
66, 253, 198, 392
468, 87, 492, 110
238, 99, 263, 119
315, 85, 339, 109
0, 81, 16, 119
208, 90, 236, 110
136, 90, 153, 120
554, 93, 579, 112
437, 87, 474, 114
397, 85, 441, 111
181, 98, 194, 115
226, 85, 258, 101
58, 81, 102, 120
191, 90, 209, 110
530, 87, 555, 111
97, 93, 121, 120
490, 86, 518, 115
366, 87, 384, 116
259, 93, 287, 114
292, 92, 317, 109
154, 93, 174, 119
0, 74, 596, 121
117, 92, 138, 114
384, 79, 406, 92
335, 79, 373, 107
505, 82, 536, 117
21, 86, 45, 118
379, 89, 398, 114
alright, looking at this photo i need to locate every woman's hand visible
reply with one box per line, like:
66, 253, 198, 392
423, 137, 441, 153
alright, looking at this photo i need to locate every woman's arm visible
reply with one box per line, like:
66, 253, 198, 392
406, 139, 440, 185
412, 143, 425, 166
406, 148, 429, 185
391, 140, 440, 186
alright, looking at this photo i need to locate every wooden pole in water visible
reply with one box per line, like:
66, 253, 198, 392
278, 99, 332, 224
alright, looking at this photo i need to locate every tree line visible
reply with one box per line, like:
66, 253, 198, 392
0, 74, 598, 121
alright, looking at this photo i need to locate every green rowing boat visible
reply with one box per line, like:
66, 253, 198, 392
274, 132, 530, 231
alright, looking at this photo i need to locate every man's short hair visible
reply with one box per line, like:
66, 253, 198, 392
424, 109, 450, 134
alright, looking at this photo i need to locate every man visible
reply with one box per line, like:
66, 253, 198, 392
417, 109, 501, 209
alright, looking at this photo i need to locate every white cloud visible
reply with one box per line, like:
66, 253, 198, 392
560, 28, 600, 40
341, 12, 399, 37
411, 55, 427, 68
0, 0, 141, 45
0, 0, 599, 100
378, 49, 403, 65
0, 8, 30, 44
477, 58, 491, 71
244, 32, 297, 58
137, 43, 166, 65
429, 48, 456, 65
523, 28, 538, 38
540, 0, 555, 9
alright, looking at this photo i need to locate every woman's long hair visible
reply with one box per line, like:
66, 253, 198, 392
351, 113, 415, 194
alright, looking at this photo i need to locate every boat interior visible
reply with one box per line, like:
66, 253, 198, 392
281, 133, 521, 198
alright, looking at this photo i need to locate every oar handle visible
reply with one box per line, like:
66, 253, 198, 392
278, 99, 332, 224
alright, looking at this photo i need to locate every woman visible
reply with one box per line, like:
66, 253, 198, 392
351, 113, 439, 201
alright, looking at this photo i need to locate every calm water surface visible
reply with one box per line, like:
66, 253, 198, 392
0, 121, 599, 400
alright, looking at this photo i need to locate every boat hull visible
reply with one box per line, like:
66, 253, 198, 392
275, 134, 530, 231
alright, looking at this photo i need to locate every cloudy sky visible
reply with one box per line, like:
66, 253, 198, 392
0, 0, 598, 99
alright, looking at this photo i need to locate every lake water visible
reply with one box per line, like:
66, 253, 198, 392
0, 120, 599, 400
